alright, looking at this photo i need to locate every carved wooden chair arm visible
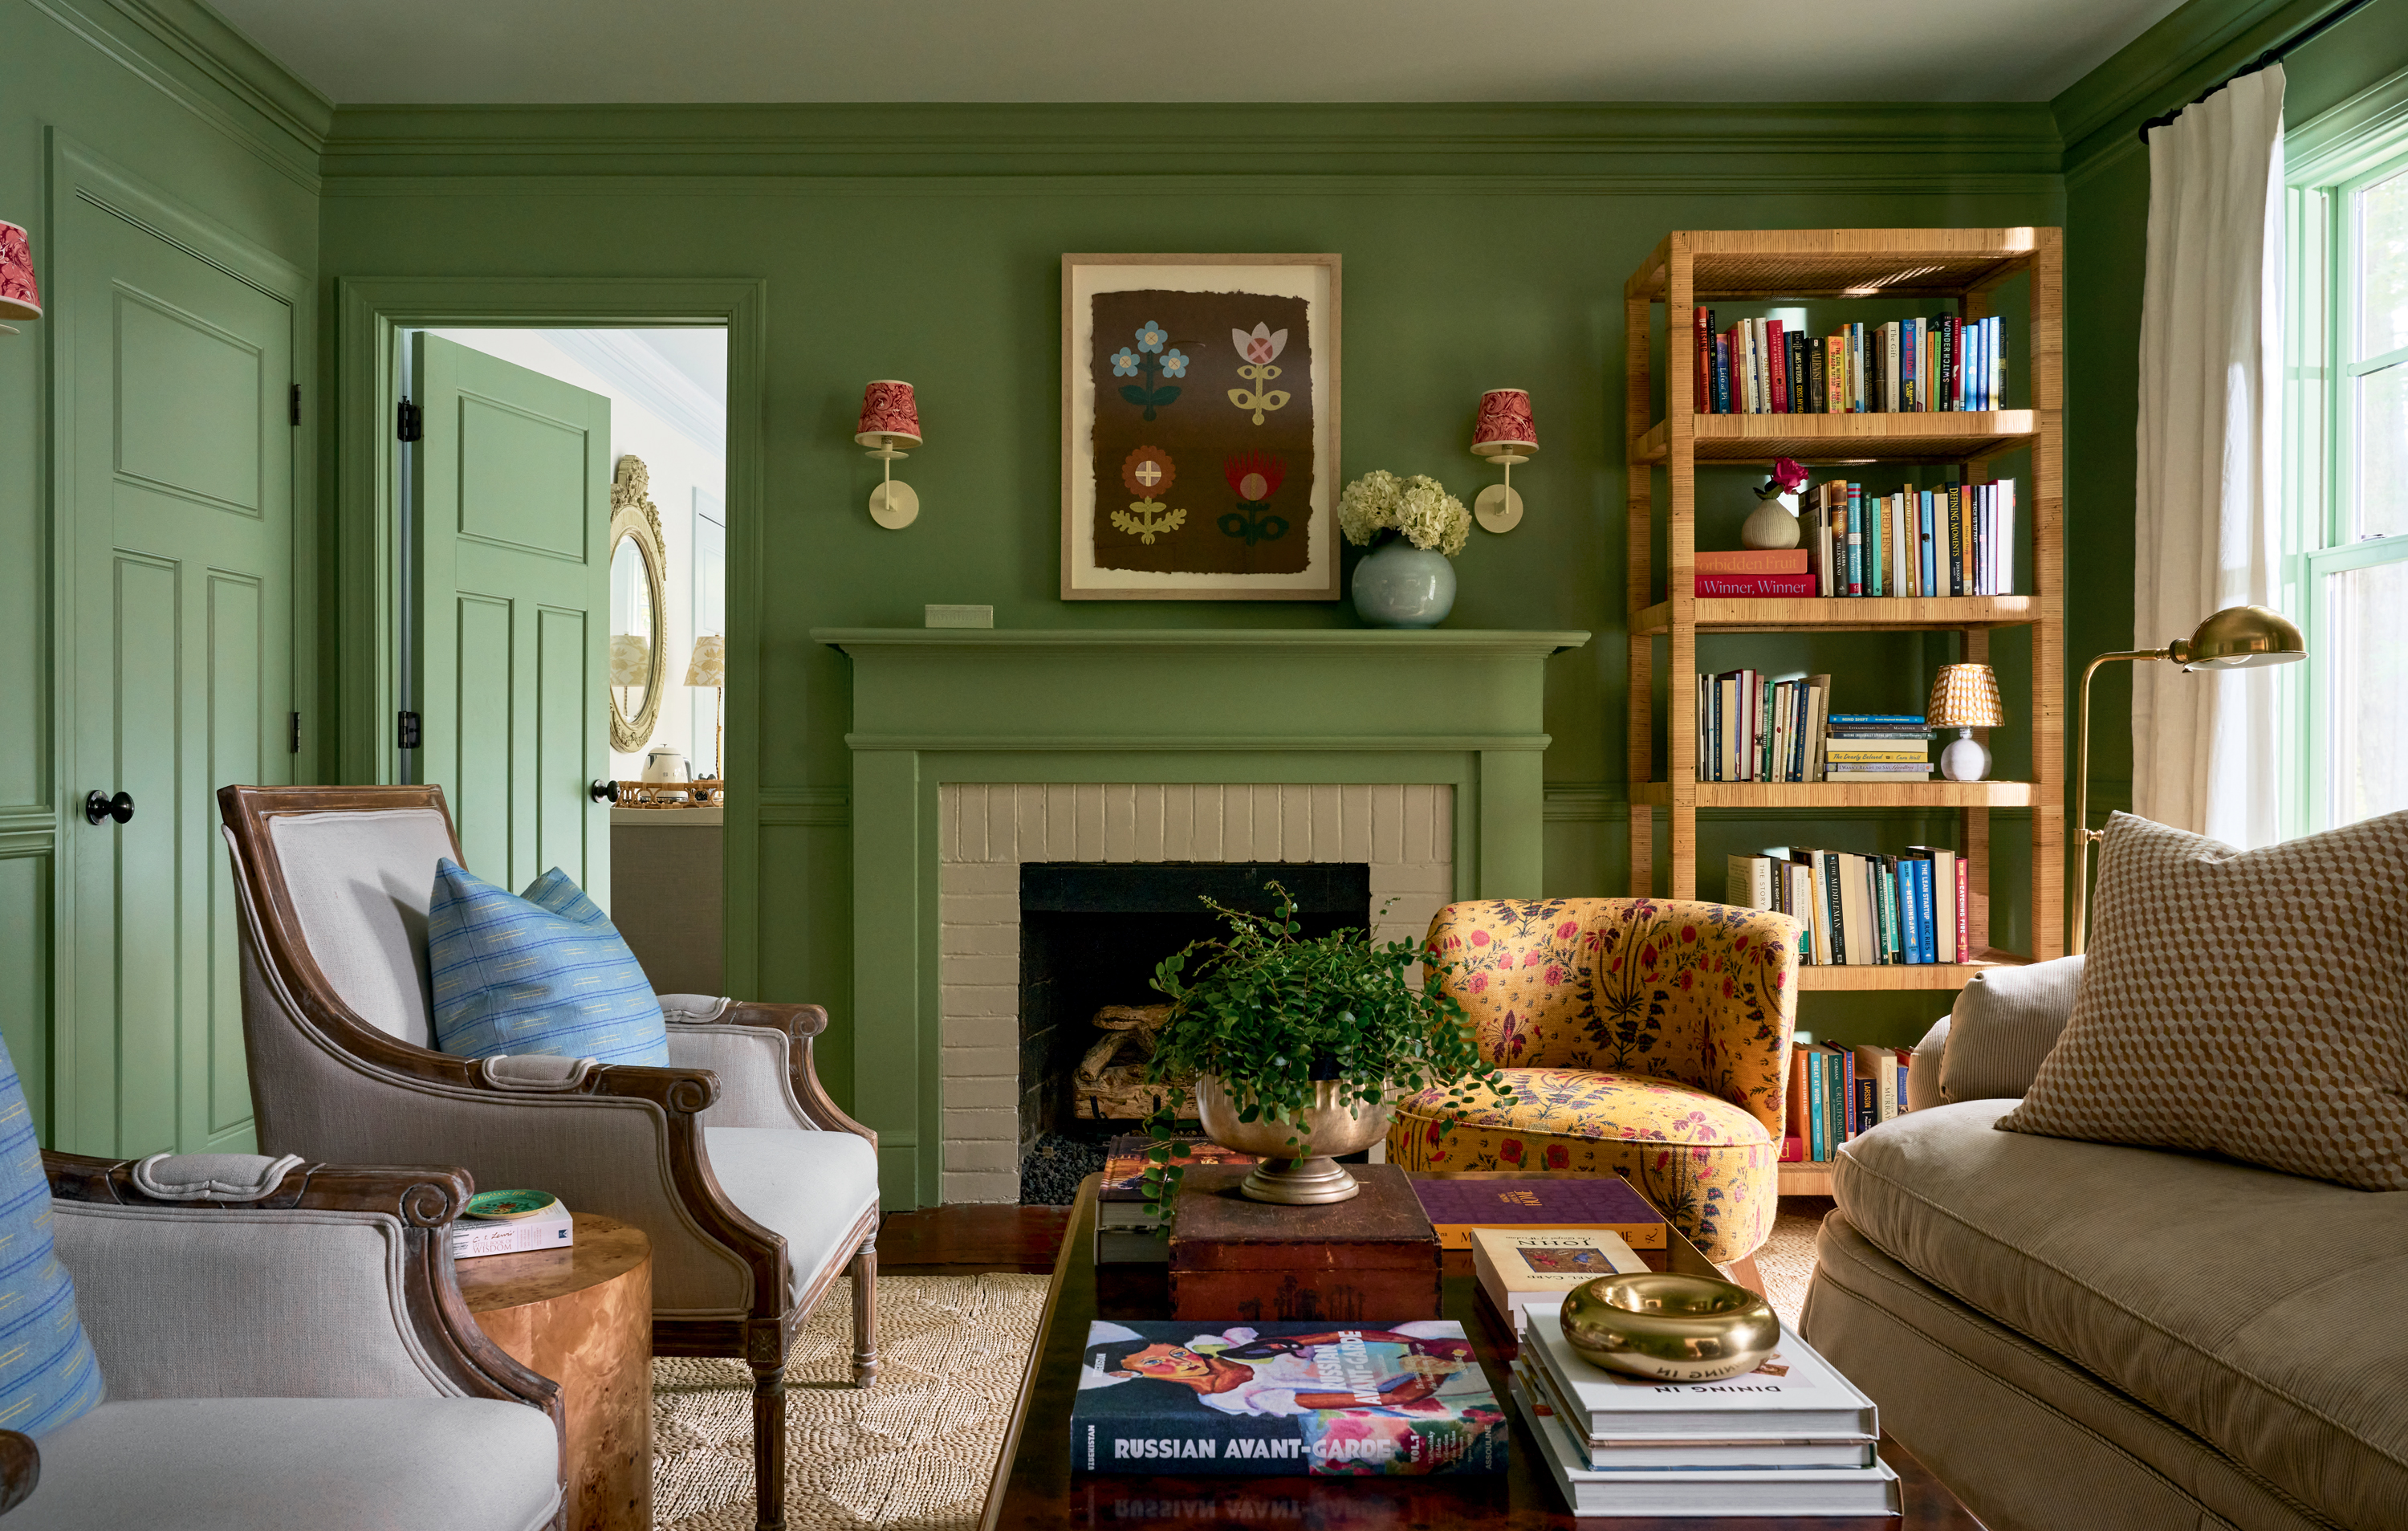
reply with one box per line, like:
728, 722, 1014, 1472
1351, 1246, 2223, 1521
0, 1431, 35, 1517
726, 1001, 875, 1146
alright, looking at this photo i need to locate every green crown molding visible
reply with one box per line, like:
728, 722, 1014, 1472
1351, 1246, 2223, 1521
813, 628, 1589, 658
319, 101, 2064, 187
29, 0, 332, 188
2052, 0, 2359, 177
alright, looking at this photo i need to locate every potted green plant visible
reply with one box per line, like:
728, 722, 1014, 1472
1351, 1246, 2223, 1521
1138, 884, 1508, 1211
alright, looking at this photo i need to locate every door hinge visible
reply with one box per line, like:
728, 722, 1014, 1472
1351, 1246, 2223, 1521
397, 397, 423, 442
289, 383, 301, 427
288, 711, 301, 754
397, 711, 421, 751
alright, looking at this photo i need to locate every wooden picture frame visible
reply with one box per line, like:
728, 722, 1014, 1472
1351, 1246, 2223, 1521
1061, 254, 1341, 601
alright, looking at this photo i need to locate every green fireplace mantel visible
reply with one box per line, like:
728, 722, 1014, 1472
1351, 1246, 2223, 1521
812, 626, 1590, 1206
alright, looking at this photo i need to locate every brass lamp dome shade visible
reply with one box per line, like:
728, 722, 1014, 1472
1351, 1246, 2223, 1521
2168, 604, 2308, 670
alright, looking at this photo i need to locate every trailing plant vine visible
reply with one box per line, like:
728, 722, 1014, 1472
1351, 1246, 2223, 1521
1135, 882, 1509, 1220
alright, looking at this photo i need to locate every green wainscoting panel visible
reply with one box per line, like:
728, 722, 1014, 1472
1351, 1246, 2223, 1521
818, 627, 1585, 1207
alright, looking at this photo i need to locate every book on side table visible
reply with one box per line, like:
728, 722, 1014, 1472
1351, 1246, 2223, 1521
1470, 1228, 1648, 1338
1409, 1173, 1669, 1252
1094, 1134, 1259, 1265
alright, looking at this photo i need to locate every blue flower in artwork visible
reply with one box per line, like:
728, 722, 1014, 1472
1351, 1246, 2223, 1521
1111, 348, 1141, 377
1160, 348, 1190, 377
1135, 320, 1169, 354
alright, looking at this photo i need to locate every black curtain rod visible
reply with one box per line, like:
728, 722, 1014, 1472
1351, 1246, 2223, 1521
2137, 0, 2379, 142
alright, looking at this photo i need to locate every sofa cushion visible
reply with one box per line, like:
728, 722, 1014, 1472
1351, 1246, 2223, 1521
1938, 953, 2081, 1102
427, 859, 668, 1068
705, 1128, 879, 1302
1386, 1068, 1776, 1264
14, 1396, 559, 1531
1834, 1100, 2408, 1529
1998, 810, 2408, 1190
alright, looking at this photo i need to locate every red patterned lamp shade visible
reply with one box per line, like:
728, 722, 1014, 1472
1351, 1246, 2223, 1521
1470, 388, 1536, 459
854, 380, 921, 449
0, 222, 39, 323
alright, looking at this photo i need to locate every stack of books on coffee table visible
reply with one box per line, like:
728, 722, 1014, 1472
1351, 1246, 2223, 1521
1511, 1303, 1901, 1516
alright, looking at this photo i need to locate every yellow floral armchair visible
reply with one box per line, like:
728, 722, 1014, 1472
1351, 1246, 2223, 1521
1387, 898, 1800, 1264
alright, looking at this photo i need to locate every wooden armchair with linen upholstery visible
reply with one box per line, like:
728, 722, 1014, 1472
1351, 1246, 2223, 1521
1385, 898, 1800, 1265
17, 1150, 563, 1529
216, 783, 877, 1531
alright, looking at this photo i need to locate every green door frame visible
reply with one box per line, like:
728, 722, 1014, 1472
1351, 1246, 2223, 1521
333, 277, 769, 994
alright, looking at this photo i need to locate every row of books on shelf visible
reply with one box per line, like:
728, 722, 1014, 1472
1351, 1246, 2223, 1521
1692, 307, 2007, 416
1726, 841, 1971, 967
1694, 676, 1936, 786
1691, 477, 2015, 600
1780, 1035, 1911, 1164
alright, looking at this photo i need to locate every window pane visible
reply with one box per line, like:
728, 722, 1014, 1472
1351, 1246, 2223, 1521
2356, 360, 2408, 539
2325, 558, 2408, 825
2361, 166, 2408, 358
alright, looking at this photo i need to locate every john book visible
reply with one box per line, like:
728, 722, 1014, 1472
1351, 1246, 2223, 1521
1072, 1320, 1508, 1476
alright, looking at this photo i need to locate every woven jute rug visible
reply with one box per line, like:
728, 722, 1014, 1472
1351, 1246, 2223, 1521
1758, 1195, 1833, 1329
653, 1273, 1051, 1530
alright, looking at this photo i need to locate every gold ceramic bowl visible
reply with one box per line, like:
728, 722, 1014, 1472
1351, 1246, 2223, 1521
1560, 1272, 1782, 1382
1194, 1075, 1392, 1205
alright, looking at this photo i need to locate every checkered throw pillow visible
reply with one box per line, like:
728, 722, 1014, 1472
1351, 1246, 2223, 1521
1997, 811, 2408, 1190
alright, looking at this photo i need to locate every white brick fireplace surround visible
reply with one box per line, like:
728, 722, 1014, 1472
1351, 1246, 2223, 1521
937, 782, 1454, 1203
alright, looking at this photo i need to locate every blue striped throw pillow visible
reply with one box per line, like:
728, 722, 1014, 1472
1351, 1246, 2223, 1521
0, 1033, 104, 1438
428, 860, 669, 1067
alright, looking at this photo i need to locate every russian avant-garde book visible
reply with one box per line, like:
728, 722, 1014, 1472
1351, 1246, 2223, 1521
1408, 1175, 1668, 1251
1071, 1321, 1508, 1476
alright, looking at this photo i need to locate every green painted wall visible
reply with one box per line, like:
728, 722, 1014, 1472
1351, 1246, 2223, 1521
0, 0, 323, 1141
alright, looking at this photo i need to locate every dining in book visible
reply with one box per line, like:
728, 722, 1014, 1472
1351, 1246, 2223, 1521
1072, 1320, 1508, 1476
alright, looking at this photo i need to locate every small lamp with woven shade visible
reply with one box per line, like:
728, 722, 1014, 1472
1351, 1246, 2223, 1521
684, 634, 725, 781
0, 220, 40, 336
1470, 388, 1537, 533
856, 380, 922, 529
1928, 663, 2004, 783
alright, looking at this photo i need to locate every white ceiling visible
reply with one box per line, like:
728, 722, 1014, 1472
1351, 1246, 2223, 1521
209, 0, 2186, 106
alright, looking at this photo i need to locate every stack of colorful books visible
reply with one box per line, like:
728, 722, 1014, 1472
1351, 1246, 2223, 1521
1692, 307, 2007, 416
1822, 712, 1932, 782
1777, 1036, 1913, 1165
1093, 1134, 1257, 1265
1513, 1303, 1899, 1515
1806, 479, 2015, 598
1726, 843, 1968, 967
1692, 670, 1832, 784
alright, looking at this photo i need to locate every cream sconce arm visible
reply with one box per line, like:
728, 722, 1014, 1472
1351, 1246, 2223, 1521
856, 379, 922, 529
1470, 388, 1537, 533
0, 219, 42, 336
2070, 603, 2306, 955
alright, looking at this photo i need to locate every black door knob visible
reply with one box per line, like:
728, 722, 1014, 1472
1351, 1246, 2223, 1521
589, 779, 621, 804
83, 790, 134, 825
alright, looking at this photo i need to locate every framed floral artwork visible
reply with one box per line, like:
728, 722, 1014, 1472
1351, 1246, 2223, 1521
1061, 254, 1341, 601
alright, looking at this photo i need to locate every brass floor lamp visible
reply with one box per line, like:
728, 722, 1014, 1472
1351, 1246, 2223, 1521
2072, 603, 2307, 954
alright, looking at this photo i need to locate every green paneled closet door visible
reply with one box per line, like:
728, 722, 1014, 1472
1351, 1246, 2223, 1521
66, 193, 294, 1158
410, 335, 611, 904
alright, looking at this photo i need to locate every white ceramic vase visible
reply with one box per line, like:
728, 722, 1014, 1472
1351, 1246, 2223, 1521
1740, 493, 1802, 551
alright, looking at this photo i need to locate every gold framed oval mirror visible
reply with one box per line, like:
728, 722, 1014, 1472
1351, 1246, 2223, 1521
607, 455, 666, 754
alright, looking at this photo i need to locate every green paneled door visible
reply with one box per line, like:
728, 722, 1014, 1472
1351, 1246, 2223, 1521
67, 192, 294, 1158
410, 336, 610, 902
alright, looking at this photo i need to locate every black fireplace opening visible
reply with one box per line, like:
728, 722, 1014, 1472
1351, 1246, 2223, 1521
1015, 861, 1372, 1204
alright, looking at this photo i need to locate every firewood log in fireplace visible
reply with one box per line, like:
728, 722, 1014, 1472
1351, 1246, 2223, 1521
1074, 1004, 1195, 1120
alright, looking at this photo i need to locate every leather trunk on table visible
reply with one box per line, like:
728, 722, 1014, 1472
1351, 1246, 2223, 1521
1167, 1164, 1441, 1321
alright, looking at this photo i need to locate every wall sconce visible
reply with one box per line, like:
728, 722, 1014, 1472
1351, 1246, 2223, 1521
1470, 388, 1536, 533
0, 221, 41, 337
856, 380, 921, 529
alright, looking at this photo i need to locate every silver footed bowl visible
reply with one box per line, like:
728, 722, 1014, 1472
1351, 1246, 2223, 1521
1194, 1074, 1391, 1205
1560, 1272, 1782, 1383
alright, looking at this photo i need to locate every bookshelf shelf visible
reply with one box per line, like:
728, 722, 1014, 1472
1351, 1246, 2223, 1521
1629, 410, 2039, 466
1621, 225, 2066, 1043
1632, 595, 2040, 635
1776, 1163, 1836, 1196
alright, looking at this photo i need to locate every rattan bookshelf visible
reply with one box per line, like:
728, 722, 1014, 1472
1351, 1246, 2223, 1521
1622, 228, 2065, 1193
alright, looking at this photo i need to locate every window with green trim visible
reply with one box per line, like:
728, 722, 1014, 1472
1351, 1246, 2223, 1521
2292, 133, 2408, 833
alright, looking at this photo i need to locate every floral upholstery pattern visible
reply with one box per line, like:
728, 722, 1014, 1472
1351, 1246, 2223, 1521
1387, 898, 1800, 1264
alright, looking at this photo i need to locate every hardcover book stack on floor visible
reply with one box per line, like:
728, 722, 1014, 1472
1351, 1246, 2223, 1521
1512, 1305, 1901, 1515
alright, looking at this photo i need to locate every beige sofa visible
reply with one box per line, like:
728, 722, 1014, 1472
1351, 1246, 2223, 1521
1801, 959, 2408, 1531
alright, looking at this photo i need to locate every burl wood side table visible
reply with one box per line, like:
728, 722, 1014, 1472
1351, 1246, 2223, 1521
458, 1212, 653, 1531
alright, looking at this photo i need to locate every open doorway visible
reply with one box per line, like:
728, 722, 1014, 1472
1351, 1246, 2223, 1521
401, 324, 728, 990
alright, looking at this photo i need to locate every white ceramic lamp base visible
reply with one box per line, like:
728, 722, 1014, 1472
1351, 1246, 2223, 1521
1938, 727, 1991, 783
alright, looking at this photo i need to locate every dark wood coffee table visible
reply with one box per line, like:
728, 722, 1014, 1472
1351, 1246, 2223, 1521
980, 1174, 1979, 1528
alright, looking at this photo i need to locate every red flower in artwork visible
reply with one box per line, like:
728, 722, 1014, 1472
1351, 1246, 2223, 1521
1522, 951, 1544, 968
1223, 451, 1286, 503
1682, 925, 1698, 943
1544, 964, 1562, 985
1426, 1122, 1446, 1144
1499, 1138, 1525, 1165
1471, 930, 1490, 947
1556, 921, 1579, 940
1544, 1144, 1571, 1170
1468, 972, 1489, 994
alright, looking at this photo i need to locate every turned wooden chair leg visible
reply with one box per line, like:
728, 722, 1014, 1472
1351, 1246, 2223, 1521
851, 1236, 879, 1387
751, 1354, 787, 1531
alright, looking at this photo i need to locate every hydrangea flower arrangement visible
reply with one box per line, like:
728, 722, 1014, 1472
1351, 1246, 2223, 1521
1337, 470, 1472, 557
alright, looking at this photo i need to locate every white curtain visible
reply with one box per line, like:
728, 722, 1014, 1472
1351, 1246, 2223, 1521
2131, 64, 2287, 847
